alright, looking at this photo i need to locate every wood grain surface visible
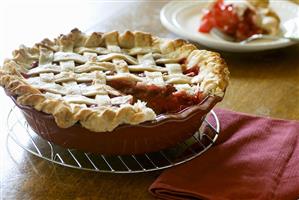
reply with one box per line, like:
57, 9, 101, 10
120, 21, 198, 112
1, 1, 298, 199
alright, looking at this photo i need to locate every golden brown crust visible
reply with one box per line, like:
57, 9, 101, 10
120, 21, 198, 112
247, 0, 269, 8
0, 29, 229, 132
188, 50, 229, 97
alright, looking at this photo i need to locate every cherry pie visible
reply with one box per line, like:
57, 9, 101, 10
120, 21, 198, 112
199, 0, 280, 40
0, 29, 229, 134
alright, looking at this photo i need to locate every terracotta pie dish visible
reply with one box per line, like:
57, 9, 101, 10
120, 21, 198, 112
0, 29, 229, 155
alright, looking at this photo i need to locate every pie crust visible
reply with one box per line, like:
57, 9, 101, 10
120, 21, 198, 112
247, 0, 280, 36
0, 29, 229, 132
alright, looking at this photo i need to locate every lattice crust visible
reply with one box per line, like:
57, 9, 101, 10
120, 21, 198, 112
0, 29, 229, 132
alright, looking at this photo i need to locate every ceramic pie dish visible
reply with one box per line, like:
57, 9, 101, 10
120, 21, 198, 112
0, 29, 229, 155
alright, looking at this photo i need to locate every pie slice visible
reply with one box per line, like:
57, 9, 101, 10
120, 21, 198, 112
0, 29, 229, 133
199, 0, 280, 41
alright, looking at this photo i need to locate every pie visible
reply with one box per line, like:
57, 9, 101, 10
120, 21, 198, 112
198, 0, 280, 41
0, 29, 229, 133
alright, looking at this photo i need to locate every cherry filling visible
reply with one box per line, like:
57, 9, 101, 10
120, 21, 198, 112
183, 66, 199, 77
198, 0, 264, 40
31, 61, 39, 68
181, 59, 199, 77
24, 62, 204, 114
21, 72, 30, 79
21, 61, 39, 79
107, 80, 204, 114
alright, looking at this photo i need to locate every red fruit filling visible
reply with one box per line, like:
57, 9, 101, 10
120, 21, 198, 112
183, 66, 199, 77
198, 0, 264, 40
23, 62, 204, 114
21, 72, 30, 79
31, 61, 39, 68
107, 79, 204, 115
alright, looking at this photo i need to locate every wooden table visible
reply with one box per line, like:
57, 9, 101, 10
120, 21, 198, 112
1, 1, 298, 199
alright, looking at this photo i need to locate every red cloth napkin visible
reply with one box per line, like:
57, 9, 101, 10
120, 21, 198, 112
149, 108, 299, 200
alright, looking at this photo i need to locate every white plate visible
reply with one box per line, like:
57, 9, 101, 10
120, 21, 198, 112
160, 0, 299, 52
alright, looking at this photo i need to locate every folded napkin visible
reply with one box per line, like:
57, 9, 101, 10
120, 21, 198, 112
149, 109, 299, 200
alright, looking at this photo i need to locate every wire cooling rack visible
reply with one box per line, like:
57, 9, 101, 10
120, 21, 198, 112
6, 106, 220, 173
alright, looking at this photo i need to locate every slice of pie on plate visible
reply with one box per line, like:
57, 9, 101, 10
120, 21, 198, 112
198, 0, 280, 41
